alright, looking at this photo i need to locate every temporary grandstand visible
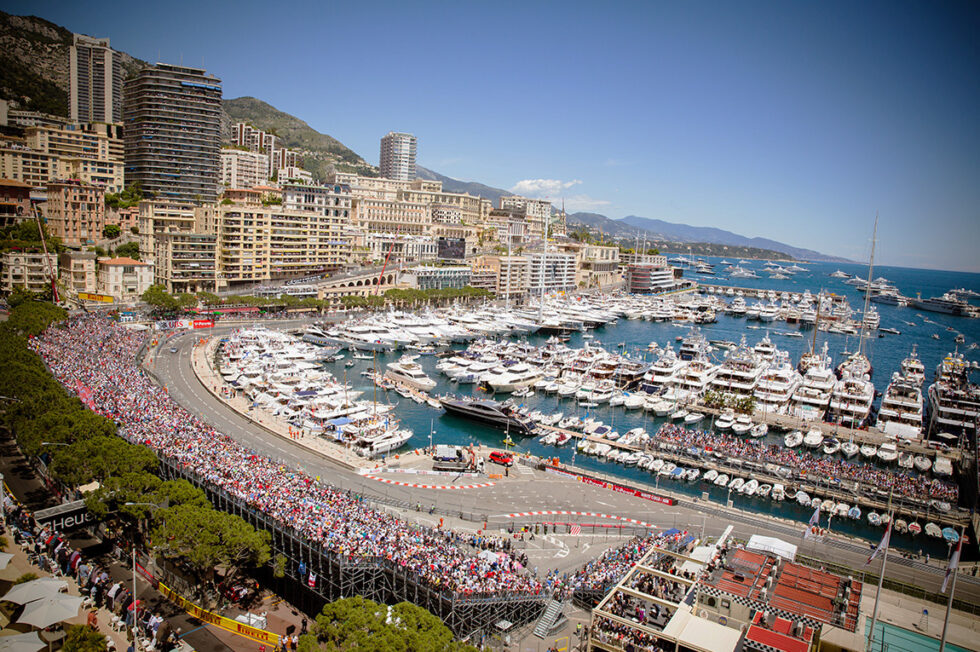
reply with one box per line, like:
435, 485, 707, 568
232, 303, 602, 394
587, 526, 864, 652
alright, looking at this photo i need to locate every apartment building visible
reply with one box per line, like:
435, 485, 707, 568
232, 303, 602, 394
485, 208, 530, 247
0, 100, 73, 129
25, 123, 124, 192
499, 195, 553, 240
153, 232, 217, 293
43, 180, 106, 247
477, 255, 529, 300
97, 256, 153, 302
58, 251, 98, 295
216, 203, 350, 287
124, 64, 222, 203
527, 252, 576, 294
556, 242, 621, 289
219, 149, 270, 189
277, 166, 313, 185
137, 200, 204, 261
354, 196, 430, 235
70, 34, 124, 123
106, 206, 138, 233
0, 178, 32, 227
1, 250, 58, 293
0, 138, 56, 187
379, 132, 417, 181
230, 123, 301, 179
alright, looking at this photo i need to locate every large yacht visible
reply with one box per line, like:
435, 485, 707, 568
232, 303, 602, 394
908, 293, 977, 317
666, 347, 719, 403
827, 371, 875, 428
789, 345, 835, 421
927, 352, 980, 442
900, 345, 925, 386
877, 372, 924, 440
439, 397, 535, 434
640, 347, 685, 394
678, 327, 709, 361
709, 336, 767, 400
384, 356, 437, 391
752, 333, 777, 362
754, 350, 802, 415
483, 362, 543, 393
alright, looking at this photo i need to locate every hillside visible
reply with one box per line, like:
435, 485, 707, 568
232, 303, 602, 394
618, 215, 851, 263
222, 96, 376, 181
0, 10, 144, 116
566, 213, 792, 260
416, 166, 512, 204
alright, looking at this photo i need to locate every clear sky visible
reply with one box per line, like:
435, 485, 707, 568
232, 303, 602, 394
6, 0, 978, 271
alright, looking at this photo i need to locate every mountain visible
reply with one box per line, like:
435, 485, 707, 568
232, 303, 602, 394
617, 216, 850, 262
222, 96, 375, 181
567, 212, 792, 260
415, 166, 512, 204
0, 11, 144, 116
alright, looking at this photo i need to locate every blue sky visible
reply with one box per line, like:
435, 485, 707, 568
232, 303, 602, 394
6, 1, 979, 271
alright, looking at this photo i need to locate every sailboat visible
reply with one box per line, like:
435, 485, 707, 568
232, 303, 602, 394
837, 216, 878, 380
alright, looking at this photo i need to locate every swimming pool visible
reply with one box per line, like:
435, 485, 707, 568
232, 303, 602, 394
865, 617, 970, 652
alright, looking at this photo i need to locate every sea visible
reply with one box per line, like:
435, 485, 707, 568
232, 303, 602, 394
328, 258, 980, 556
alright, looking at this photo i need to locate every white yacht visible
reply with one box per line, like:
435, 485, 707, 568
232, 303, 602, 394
384, 356, 437, 392
877, 372, 924, 440
900, 345, 925, 387
752, 333, 777, 361
754, 350, 802, 415
789, 345, 835, 422
827, 371, 875, 428
667, 347, 719, 403
709, 336, 767, 400
483, 363, 543, 393
927, 352, 980, 442
640, 347, 685, 394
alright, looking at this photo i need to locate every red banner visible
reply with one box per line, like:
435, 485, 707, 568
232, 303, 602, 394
192, 319, 214, 329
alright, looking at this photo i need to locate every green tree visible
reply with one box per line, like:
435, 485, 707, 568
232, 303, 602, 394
49, 436, 158, 487
142, 284, 178, 311
102, 224, 121, 239
196, 291, 221, 306
130, 226, 139, 235
303, 597, 478, 652
2, 300, 66, 336
151, 504, 271, 592
114, 241, 140, 260
104, 182, 145, 209
62, 624, 108, 652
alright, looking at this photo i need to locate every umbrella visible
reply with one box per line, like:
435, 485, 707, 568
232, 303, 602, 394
477, 550, 498, 562
0, 631, 46, 652
0, 552, 13, 570
1, 578, 67, 605
17, 594, 84, 629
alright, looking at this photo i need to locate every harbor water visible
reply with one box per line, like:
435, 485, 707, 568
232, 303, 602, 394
326, 258, 980, 557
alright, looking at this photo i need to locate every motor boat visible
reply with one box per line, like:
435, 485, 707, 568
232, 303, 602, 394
803, 429, 825, 449
784, 431, 804, 448
715, 409, 735, 430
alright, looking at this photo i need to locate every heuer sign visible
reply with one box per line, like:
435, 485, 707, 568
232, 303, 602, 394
34, 500, 96, 532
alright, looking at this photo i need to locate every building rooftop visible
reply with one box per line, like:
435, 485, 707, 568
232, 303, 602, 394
701, 544, 862, 632
744, 611, 815, 652
0, 178, 32, 188
98, 257, 148, 266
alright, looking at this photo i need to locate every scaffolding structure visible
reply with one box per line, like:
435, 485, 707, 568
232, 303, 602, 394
157, 454, 546, 639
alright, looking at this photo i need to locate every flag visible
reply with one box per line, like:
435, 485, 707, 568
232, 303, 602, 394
865, 522, 892, 566
802, 505, 820, 538
942, 538, 962, 593
308, 571, 317, 588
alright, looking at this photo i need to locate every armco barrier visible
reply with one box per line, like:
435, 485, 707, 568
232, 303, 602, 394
158, 583, 281, 646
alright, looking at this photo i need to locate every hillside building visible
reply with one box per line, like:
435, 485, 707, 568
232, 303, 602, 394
70, 34, 124, 124
0, 178, 32, 227
124, 64, 222, 203
43, 180, 106, 247
153, 231, 217, 293
58, 251, 98, 295
137, 200, 208, 262
25, 123, 124, 193
97, 256, 153, 302
1, 250, 57, 293
219, 149, 270, 189
379, 132, 417, 181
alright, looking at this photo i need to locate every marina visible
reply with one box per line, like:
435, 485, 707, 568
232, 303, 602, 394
213, 256, 979, 555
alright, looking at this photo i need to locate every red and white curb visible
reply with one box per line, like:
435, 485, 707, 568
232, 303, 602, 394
498, 511, 656, 528
364, 475, 495, 490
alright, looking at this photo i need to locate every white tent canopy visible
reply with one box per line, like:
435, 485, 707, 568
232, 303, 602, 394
746, 535, 797, 561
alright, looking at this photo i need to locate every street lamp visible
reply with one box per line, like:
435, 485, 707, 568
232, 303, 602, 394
40, 442, 70, 447
124, 502, 163, 639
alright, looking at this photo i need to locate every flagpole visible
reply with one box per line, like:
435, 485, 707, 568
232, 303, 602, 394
939, 526, 964, 652
867, 487, 893, 652
866, 519, 890, 652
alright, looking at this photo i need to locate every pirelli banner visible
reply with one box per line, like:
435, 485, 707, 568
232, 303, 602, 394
158, 583, 280, 646
78, 292, 114, 303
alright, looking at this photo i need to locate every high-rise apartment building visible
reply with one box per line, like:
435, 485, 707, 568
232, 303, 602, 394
25, 123, 124, 192
70, 35, 124, 124
379, 132, 417, 181
44, 180, 106, 247
124, 64, 222, 204
219, 149, 270, 189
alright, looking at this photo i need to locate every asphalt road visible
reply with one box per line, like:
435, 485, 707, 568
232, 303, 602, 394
151, 323, 980, 605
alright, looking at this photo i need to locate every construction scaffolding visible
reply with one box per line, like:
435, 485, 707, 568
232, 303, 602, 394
157, 454, 546, 640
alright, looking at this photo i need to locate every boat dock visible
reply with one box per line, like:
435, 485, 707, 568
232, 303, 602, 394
535, 424, 969, 530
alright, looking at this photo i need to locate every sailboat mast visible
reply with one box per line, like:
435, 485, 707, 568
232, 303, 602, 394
858, 214, 878, 356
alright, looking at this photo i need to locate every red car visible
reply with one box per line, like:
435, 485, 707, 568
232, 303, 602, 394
489, 451, 513, 467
